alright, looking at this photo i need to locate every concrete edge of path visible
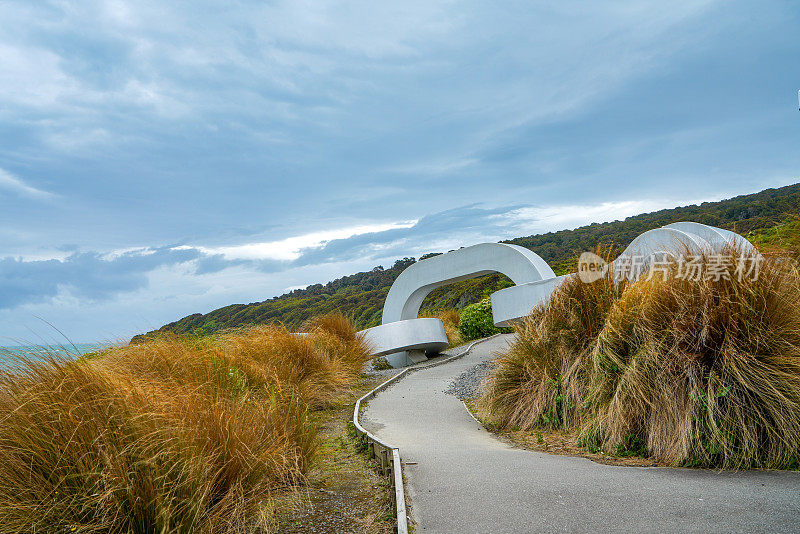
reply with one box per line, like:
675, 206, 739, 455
461, 399, 484, 426
352, 369, 410, 534
353, 334, 503, 533
412, 333, 503, 373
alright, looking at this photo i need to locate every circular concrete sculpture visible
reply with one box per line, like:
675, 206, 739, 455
367, 243, 555, 367
611, 223, 760, 281
360, 222, 760, 367
382, 243, 555, 323
663, 222, 758, 254
611, 227, 709, 279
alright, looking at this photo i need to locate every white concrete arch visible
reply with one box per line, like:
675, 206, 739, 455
610, 223, 761, 280
663, 222, 758, 254
382, 243, 555, 324
361, 222, 760, 367
611, 227, 710, 279
364, 243, 554, 367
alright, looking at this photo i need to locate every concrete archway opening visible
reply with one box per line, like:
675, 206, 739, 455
363, 243, 556, 367
359, 222, 761, 368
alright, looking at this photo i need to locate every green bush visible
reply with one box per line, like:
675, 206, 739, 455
371, 356, 393, 370
457, 299, 506, 341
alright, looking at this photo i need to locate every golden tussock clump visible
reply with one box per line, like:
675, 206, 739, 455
0, 313, 371, 533
483, 250, 800, 469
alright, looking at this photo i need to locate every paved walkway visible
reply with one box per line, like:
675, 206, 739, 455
361, 335, 800, 533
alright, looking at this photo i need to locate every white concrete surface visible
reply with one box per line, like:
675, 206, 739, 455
362, 318, 449, 367
371, 243, 555, 367
611, 227, 709, 278
490, 275, 567, 327
664, 221, 759, 254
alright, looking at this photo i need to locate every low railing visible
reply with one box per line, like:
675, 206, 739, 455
352, 369, 411, 534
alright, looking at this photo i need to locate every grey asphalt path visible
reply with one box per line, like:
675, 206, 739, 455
361, 334, 800, 533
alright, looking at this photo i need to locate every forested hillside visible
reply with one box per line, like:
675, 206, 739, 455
133, 183, 800, 342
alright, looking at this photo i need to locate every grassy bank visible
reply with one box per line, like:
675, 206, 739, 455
482, 250, 800, 469
0, 314, 390, 533
422, 308, 463, 347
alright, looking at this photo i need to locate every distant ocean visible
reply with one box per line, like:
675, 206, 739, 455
0, 343, 106, 369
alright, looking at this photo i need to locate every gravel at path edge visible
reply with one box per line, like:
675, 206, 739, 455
445, 360, 496, 400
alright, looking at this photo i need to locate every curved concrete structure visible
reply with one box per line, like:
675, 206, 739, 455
362, 222, 760, 367
611, 227, 709, 279
617, 227, 708, 260
490, 276, 567, 327
382, 243, 555, 324
664, 221, 758, 253
611, 224, 761, 280
362, 318, 449, 358
374, 243, 555, 366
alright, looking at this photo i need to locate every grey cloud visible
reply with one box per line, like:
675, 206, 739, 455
194, 254, 247, 275
194, 253, 287, 275
0, 203, 536, 309
0, 246, 201, 310
293, 204, 529, 266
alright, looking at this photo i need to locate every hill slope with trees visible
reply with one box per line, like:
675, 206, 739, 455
133, 183, 800, 342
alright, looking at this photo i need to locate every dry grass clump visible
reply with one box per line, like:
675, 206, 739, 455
483, 271, 624, 431
483, 252, 800, 469
306, 312, 375, 374
422, 309, 463, 346
0, 314, 371, 533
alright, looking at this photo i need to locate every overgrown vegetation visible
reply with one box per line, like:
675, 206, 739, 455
482, 251, 800, 469
746, 217, 800, 258
457, 299, 509, 341
277, 377, 393, 534
0, 314, 378, 533
133, 183, 800, 342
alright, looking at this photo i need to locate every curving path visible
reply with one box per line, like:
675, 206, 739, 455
361, 335, 800, 533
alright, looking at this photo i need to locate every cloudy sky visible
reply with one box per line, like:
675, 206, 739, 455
0, 0, 798, 343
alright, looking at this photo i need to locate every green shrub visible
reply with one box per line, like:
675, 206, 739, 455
458, 299, 507, 341
371, 356, 393, 370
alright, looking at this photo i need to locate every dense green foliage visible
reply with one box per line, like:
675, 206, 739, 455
747, 218, 800, 258
457, 299, 508, 341
133, 183, 800, 342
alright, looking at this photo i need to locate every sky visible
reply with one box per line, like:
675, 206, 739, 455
0, 0, 798, 344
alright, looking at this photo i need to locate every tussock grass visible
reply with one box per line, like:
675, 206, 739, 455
0, 314, 372, 533
423, 309, 463, 346
483, 250, 800, 469
482, 266, 624, 431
